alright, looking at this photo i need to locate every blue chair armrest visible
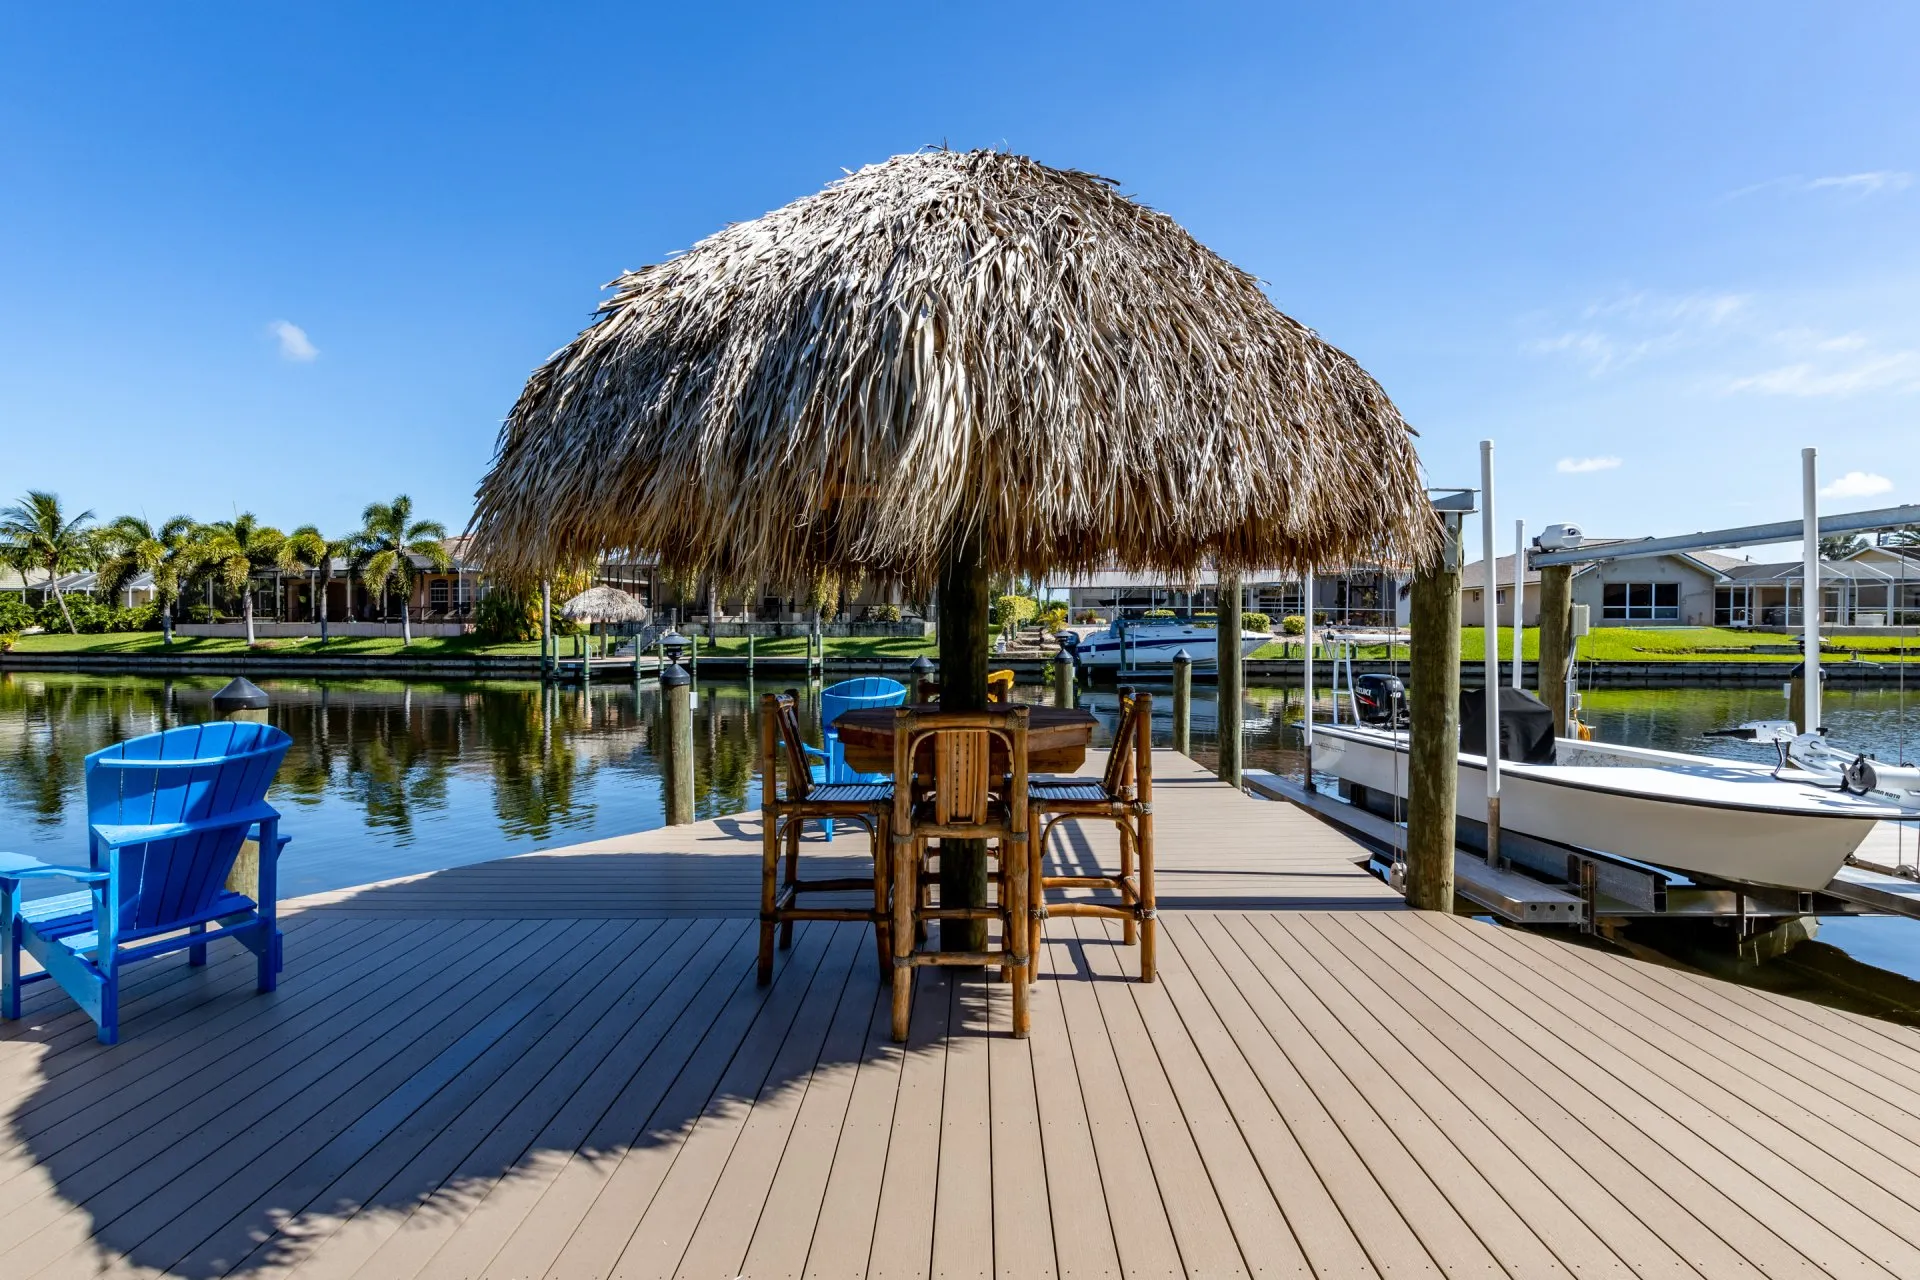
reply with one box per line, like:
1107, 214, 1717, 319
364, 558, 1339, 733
800, 743, 827, 759
91, 800, 281, 850
0, 853, 110, 889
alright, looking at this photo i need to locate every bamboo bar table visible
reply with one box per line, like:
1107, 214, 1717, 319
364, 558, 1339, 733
834, 704, 1096, 776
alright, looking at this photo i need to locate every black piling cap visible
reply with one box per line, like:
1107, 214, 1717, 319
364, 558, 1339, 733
210, 676, 270, 714
908, 655, 935, 676
1054, 647, 1075, 666
660, 662, 691, 688
1173, 648, 1193, 665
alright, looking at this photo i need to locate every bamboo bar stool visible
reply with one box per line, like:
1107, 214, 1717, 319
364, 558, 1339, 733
1028, 689, 1156, 981
888, 704, 1032, 1041
759, 691, 893, 985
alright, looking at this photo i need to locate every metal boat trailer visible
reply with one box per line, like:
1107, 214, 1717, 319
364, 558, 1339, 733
1245, 769, 1920, 932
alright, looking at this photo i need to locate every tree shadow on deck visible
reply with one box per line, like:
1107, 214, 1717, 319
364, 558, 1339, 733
0, 843, 1138, 1278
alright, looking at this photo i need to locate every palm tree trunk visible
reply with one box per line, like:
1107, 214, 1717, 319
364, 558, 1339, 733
400, 581, 412, 645
244, 590, 256, 646
48, 563, 76, 634
319, 567, 331, 642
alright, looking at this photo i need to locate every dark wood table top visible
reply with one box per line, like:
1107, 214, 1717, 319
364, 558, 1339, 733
834, 704, 1098, 774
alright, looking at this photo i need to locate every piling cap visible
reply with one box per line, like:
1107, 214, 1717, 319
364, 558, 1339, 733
909, 655, 935, 676
1173, 648, 1193, 664
210, 677, 270, 714
660, 662, 691, 688
1053, 647, 1074, 666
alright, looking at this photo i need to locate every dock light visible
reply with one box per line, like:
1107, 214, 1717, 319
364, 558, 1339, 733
661, 630, 690, 665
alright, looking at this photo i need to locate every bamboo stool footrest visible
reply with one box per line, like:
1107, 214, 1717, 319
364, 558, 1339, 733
900, 949, 1027, 968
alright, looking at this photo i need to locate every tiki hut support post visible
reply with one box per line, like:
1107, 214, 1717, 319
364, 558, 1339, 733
1407, 509, 1464, 912
540, 578, 552, 682
1217, 572, 1244, 787
1538, 565, 1574, 737
936, 530, 993, 952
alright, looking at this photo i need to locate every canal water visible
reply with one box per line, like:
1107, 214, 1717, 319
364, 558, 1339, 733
4, 671, 1916, 1001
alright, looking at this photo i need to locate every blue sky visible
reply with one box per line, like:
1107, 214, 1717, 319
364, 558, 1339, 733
2, 3, 1914, 562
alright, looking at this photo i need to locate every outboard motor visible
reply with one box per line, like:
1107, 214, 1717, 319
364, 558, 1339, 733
1353, 674, 1407, 727
1460, 687, 1557, 765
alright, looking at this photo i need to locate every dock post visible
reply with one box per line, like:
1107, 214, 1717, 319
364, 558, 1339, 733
689, 629, 699, 679
1217, 572, 1244, 787
1053, 647, 1076, 710
212, 677, 271, 901
1171, 648, 1192, 755
662, 661, 694, 825
747, 634, 755, 678
539, 579, 552, 682
1538, 564, 1574, 737
1407, 519, 1463, 912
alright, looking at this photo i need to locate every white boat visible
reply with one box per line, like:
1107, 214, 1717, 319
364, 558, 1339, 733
1064, 618, 1268, 669
1310, 722, 1916, 890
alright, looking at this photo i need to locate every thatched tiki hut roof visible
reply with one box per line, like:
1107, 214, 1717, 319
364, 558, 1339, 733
470, 149, 1437, 598
559, 585, 648, 624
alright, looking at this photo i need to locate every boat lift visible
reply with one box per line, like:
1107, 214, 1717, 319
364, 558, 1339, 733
1265, 447, 1920, 934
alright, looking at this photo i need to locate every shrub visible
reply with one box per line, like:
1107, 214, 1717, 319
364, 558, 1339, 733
990, 594, 1039, 631
39, 595, 115, 633
1074, 610, 1105, 625
1280, 614, 1307, 635
1242, 611, 1272, 633
186, 604, 216, 624
474, 588, 542, 643
1142, 608, 1175, 619
106, 604, 159, 632
867, 602, 903, 623
1038, 603, 1069, 633
0, 597, 32, 633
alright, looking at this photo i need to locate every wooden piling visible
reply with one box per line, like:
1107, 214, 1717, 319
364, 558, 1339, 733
1538, 564, 1574, 737
1171, 648, 1192, 756
1406, 529, 1462, 913
663, 662, 694, 825
1053, 648, 1076, 709
936, 525, 992, 952
1217, 573, 1244, 786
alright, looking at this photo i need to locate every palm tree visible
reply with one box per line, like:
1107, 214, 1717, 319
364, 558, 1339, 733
97, 514, 199, 642
198, 513, 288, 646
354, 496, 449, 646
0, 491, 96, 633
1820, 533, 1866, 560
283, 525, 350, 642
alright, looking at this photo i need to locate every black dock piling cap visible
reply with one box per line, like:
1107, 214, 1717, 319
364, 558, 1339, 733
661, 662, 691, 688
1054, 648, 1075, 667
1173, 648, 1192, 665
210, 677, 270, 714
909, 655, 935, 676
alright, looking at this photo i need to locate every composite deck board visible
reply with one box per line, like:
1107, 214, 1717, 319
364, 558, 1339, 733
7, 753, 1920, 1276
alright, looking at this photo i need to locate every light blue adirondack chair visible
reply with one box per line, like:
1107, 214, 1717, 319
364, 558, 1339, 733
811, 678, 907, 840
1, 721, 293, 1044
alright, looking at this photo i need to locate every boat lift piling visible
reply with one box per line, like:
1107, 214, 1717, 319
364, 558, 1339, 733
1404, 488, 1474, 911
1512, 518, 1526, 690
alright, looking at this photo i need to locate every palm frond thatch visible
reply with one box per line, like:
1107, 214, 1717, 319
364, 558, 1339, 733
559, 584, 649, 624
472, 149, 1438, 588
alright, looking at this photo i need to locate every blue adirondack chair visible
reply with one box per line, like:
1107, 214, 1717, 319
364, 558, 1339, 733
812, 678, 907, 840
1, 721, 293, 1044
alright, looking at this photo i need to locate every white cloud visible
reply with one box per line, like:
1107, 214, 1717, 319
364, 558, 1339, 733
1526, 291, 1746, 375
1819, 470, 1895, 499
1557, 455, 1622, 474
269, 320, 318, 362
1724, 345, 1920, 397
1806, 171, 1913, 196
1724, 171, 1913, 200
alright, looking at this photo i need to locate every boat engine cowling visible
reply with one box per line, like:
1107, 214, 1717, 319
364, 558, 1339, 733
1353, 674, 1407, 727
1460, 687, 1558, 765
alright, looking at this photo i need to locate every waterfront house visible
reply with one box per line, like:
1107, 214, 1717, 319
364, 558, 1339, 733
1053, 566, 1411, 627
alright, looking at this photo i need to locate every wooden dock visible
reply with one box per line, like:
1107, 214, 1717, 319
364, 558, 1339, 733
7, 753, 1920, 1277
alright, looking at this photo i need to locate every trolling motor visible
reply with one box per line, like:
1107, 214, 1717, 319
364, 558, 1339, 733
1707, 720, 1920, 803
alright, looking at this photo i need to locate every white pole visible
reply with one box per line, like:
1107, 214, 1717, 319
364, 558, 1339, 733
1302, 571, 1315, 756
1802, 447, 1822, 734
1512, 518, 1526, 690
1480, 440, 1502, 866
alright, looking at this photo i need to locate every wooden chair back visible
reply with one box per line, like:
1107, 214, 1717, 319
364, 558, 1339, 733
890, 706, 1031, 836
1101, 689, 1146, 795
760, 691, 816, 803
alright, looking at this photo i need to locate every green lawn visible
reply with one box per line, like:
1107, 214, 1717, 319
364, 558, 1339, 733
1251, 626, 1920, 663
2, 632, 544, 659
691, 634, 936, 659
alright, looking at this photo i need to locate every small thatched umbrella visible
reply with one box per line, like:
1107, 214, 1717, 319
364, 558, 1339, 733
560, 584, 648, 657
559, 585, 649, 625
473, 148, 1437, 702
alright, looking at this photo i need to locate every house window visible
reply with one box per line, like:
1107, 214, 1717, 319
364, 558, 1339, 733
1603, 582, 1680, 621
429, 580, 450, 611
1495, 589, 1506, 605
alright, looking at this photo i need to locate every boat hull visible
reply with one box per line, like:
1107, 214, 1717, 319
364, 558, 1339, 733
1070, 625, 1266, 669
1312, 724, 1891, 891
